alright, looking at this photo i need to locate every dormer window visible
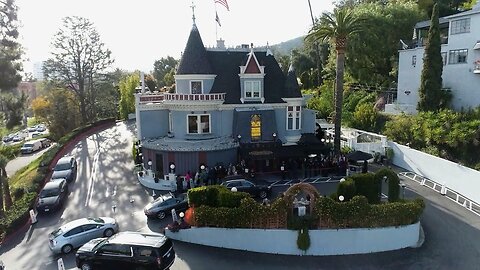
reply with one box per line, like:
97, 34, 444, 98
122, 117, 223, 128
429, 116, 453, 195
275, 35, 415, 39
245, 81, 261, 99
190, 81, 203, 94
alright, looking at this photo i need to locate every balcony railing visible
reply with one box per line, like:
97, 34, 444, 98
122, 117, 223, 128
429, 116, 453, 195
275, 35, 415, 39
138, 93, 226, 104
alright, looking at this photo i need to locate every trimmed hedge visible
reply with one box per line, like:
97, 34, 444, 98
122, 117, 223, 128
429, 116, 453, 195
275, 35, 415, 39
193, 194, 424, 229
187, 185, 250, 208
375, 168, 400, 202
337, 179, 356, 201
0, 192, 37, 240
350, 173, 381, 204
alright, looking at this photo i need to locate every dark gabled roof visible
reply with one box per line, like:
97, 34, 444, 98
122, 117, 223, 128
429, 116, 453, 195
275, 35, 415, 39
284, 64, 302, 98
208, 50, 301, 104
177, 25, 214, 75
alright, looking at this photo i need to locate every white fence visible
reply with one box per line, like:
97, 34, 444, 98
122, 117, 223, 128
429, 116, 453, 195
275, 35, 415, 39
389, 142, 480, 212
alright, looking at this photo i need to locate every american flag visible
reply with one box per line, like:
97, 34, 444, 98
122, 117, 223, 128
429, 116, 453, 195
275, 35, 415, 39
215, 11, 221, 26
215, 0, 229, 11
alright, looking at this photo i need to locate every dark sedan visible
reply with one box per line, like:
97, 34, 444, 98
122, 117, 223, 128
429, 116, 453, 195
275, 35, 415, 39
221, 179, 271, 199
37, 178, 68, 213
144, 193, 188, 220
52, 156, 77, 182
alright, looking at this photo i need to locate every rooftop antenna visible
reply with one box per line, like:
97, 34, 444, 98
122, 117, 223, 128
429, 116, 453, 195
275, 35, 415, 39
190, 1, 196, 26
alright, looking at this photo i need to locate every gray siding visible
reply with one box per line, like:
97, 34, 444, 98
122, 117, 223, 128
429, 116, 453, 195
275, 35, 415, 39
171, 110, 233, 139
206, 149, 237, 167
140, 110, 169, 138
175, 78, 215, 94
274, 108, 287, 142
302, 108, 316, 133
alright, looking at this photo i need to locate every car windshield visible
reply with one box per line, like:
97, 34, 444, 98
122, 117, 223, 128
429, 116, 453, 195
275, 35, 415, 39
154, 195, 172, 203
40, 188, 60, 198
54, 162, 71, 171
87, 217, 104, 223
92, 239, 108, 251
23, 144, 33, 148
50, 228, 63, 238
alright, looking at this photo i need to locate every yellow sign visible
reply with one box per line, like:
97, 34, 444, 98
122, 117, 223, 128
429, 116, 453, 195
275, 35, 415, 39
251, 114, 261, 140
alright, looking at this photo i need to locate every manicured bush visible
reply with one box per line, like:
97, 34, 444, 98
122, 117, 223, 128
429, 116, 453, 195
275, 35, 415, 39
350, 173, 381, 204
336, 178, 356, 201
217, 189, 250, 208
375, 168, 400, 202
187, 185, 224, 207
297, 228, 310, 252
0, 192, 36, 240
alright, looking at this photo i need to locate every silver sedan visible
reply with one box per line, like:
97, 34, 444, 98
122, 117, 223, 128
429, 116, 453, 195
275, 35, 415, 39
48, 217, 119, 254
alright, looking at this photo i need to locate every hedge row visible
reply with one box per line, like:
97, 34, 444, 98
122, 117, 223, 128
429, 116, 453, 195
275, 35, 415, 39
316, 196, 425, 228
187, 185, 250, 208
192, 188, 424, 230
0, 118, 115, 241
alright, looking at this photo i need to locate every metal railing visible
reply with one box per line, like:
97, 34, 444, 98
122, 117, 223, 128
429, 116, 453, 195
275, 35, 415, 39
398, 171, 480, 217
138, 93, 226, 104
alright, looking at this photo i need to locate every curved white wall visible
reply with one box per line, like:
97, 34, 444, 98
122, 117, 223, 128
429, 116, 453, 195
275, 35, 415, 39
166, 222, 420, 256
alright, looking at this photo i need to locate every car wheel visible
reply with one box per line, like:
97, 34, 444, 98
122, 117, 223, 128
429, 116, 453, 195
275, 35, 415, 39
259, 191, 268, 199
103, 228, 114, 237
157, 211, 166, 220
81, 262, 93, 270
61, 244, 73, 254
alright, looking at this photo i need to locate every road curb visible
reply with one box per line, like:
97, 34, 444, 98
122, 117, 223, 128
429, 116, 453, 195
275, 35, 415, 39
0, 120, 115, 246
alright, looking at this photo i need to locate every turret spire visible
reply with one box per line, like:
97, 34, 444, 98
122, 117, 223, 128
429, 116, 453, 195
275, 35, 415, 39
190, 1, 196, 26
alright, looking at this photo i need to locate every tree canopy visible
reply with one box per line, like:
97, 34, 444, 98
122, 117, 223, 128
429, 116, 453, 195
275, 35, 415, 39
153, 56, 178, 88
44, 16, 114, 124
0, 0, 22, 91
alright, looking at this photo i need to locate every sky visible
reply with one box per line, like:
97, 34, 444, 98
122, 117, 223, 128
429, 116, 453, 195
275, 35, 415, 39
16, 0, 334, 74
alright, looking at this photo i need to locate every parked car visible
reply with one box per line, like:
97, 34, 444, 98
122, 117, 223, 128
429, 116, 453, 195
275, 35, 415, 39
49, 217, 119, 254
12, 134, 24, 142
36, 178, 68, 213
52, 156, 77, 182
2, 134, 13, 143
220, 179, 271, 199
76, 232, 175, 270
20, 139, 43, 154
36, 124, 46, 132
27, 126, 38, 132
144, 193, 188, 220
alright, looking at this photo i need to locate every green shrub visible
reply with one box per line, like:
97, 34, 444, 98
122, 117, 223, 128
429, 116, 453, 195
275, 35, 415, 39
217, 190, 250, 208
297, 228, 310, 252
0, 143, 22, 160
0, 192, 37, 239
350, 173, 381, 204
188, 185, 224, 207
375, 168, 400, 202
337, 179, 356, 201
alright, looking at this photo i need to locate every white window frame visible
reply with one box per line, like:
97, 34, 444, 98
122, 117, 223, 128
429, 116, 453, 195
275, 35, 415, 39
187, 114, 211, 134
286, 106, 301, 130
450, 18, 470, 35
448, 49, 468, 64
190, 80, 203, 94
244, 81, 261, 99
441, 52, 447, 66
168, 112, 173, 133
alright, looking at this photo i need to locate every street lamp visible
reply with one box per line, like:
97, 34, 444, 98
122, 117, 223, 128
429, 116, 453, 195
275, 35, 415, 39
231, 187, 237, 193
200, 164, 205, 171
338, 195, 345, 202
237, 134, 242, 140
148, 160, 153, 170
272, 133, 277, 140
400, 183, 406, 199
340, 178, 346, 182
170, 163, 175, 173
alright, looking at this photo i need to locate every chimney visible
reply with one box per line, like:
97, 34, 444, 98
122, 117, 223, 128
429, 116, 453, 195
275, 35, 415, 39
140, 72, 145, 93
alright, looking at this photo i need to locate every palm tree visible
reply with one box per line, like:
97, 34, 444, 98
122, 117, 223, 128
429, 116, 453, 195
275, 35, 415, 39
306, 8, 365, 155
0, 154, 12, 212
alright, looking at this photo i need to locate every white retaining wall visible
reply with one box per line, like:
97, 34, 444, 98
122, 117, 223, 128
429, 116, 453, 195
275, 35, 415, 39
166, 222, 420, 256
389, 142, 480, 204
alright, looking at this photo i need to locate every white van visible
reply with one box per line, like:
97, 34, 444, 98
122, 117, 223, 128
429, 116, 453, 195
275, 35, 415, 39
21, 139, 43, 154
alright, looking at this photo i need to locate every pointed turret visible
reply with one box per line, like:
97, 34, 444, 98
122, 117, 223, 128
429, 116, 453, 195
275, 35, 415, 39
284, 60, 302, 98
177, 25, 213, 75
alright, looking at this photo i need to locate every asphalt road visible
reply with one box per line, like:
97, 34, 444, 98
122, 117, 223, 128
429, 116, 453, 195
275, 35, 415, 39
1, 122, 480, 269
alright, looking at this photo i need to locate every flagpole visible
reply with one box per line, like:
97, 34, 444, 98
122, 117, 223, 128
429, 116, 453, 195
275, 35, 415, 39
214, 1, 218, 40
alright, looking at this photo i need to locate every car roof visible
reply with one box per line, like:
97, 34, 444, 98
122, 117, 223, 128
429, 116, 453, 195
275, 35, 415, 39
107, 232, 167, 248
57, 156, 74, 163
43, 179, 65, 189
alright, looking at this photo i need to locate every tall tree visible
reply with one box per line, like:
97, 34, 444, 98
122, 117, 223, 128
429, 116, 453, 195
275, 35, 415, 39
0, 0, 22, 91
153, 56, 177, 88
118, 73, 139, 120
44, 16, 114, 124
0, 154, 12, 212
417, 3, 444, 112
1, 92, 27, 128
306, 8, 365, 155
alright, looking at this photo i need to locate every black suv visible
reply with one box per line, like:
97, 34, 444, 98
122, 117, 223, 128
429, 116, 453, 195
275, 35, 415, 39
75, 232, 175, 270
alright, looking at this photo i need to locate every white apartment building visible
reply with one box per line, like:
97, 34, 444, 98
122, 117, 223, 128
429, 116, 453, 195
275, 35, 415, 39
386, 3, 480, 114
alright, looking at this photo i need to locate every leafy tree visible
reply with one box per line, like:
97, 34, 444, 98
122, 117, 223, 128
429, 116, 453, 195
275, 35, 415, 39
0, 92, 27, 129
118, 73, 139, 120
417, 3, 444, 112
352, 103, 378, 131
0, 154, 11, 213
44, 16, 114, 124
153, 56, 177, 88
145, 74, 157, 92
307, 81, 334, 119
0, 0, 22, 91
31, 96, 50, 121
93, 69, 127, 119
306, 7, 366, 155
